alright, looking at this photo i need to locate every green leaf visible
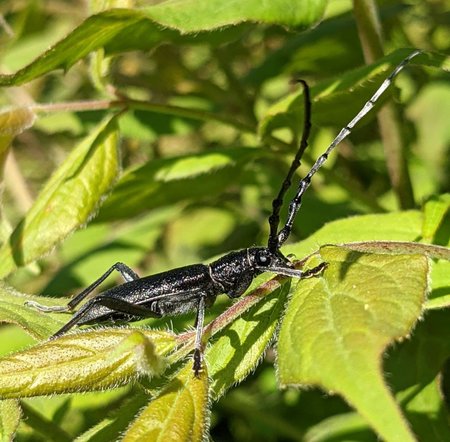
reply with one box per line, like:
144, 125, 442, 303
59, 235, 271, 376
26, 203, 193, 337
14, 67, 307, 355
0, 1, 327, 88
386, 309, 450, 440
0, 10, 145, 86
123, 363, 209, 442
0, 329, 175, 398
284, 210, 424, 259
422, 194, 450, 243
259, 49, 448, 140
0, 107, 36, 174
96, 147, 258, 222
0, 115, 120, 277
425, 260, 450, 310
73, 392, 149, 442
278, 245, 429, 442
143, 0, 327, 32
0, 400, 21, 442
303, 412, 371, 442
0, 282, 68, 339
207, 279, 290, 398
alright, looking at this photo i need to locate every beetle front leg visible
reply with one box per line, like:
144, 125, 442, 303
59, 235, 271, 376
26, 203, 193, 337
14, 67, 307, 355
301, 261, 327, 278
193, 295, 207, 377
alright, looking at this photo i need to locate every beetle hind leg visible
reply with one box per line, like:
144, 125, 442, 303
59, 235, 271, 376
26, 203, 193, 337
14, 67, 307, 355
51, 295, 162, 338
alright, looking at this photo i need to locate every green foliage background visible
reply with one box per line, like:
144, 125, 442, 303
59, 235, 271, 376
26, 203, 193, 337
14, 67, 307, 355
0, 0, 449, 441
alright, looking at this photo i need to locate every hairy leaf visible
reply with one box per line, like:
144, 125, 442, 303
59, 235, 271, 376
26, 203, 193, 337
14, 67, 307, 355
0, 400, 21, 442
207, 279, 290, 398
123, 364, 209, 442
0, 329, 175, 398
0, 283, 67, 339
278, 245, 429, 442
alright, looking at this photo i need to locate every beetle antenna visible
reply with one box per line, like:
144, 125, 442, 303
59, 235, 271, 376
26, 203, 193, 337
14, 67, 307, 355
271, 50, 421, 250
268, 79, 312, 252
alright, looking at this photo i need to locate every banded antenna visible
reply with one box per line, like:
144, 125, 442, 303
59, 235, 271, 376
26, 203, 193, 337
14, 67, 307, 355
267, 50, 421, 252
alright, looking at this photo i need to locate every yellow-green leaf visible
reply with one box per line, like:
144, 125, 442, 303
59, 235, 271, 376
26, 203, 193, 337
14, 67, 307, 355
123, 363, 209, 442
0, 282, 67, 339
0, 115, 120, 277
278, 245, 429, 442
0, 329, 175, 398
0, 400, 21, 442
207, 280, 290, 398
422, 194, 450, 243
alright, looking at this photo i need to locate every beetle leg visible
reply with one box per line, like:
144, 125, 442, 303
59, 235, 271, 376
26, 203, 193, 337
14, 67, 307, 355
67, 263, 139, 309
193, 295, 207, 377
51, 295, 161, 338
27, 262, 139, 313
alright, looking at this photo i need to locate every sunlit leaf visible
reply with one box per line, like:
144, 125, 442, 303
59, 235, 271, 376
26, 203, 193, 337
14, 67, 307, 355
97, 147, 258, 222
278, 245, 429, 442
0, 329, 175, 398
143, 0, 327, 32
0, 115, 120, 277
0, 282, 67, 339
123, 363, 209, 442
0, 400, 21, 442
421, 194, 450, 243
0, 1, 327, 87
259, 50, 448, 140
0, 107, 35, 174
207, 279, 290, 398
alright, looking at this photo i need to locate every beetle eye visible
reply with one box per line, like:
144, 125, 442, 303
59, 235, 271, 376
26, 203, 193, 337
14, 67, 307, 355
256, 251, 271, 266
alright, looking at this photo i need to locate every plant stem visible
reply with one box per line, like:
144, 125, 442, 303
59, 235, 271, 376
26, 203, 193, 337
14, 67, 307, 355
353, 0, 415, 209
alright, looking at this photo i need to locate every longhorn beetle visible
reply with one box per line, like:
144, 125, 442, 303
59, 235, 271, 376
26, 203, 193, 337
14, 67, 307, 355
27, 51, 420, 376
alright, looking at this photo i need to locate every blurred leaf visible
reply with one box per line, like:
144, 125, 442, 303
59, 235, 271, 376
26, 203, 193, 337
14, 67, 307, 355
284, 210, 423, 259
0, 1, 327, 87
0, 107, 35, 173
74, 391, 149, 442
260, 49, 448, 140
123, 363, 209, 442
0, 107, 35, 138
246, 5, 412, 86
425, 260, 450, 310
0, 329, 175, 398
422, 194, 450, 242
303, 412, 373, 442
0, 400, 21, 442
19, 401, 71, 442
0, 115, 120, 277
386, 309, 450, 441
278, 245, 429, 442
44, 207, 179, 294
97, 147, 259, 222
142, 0, 327, 31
